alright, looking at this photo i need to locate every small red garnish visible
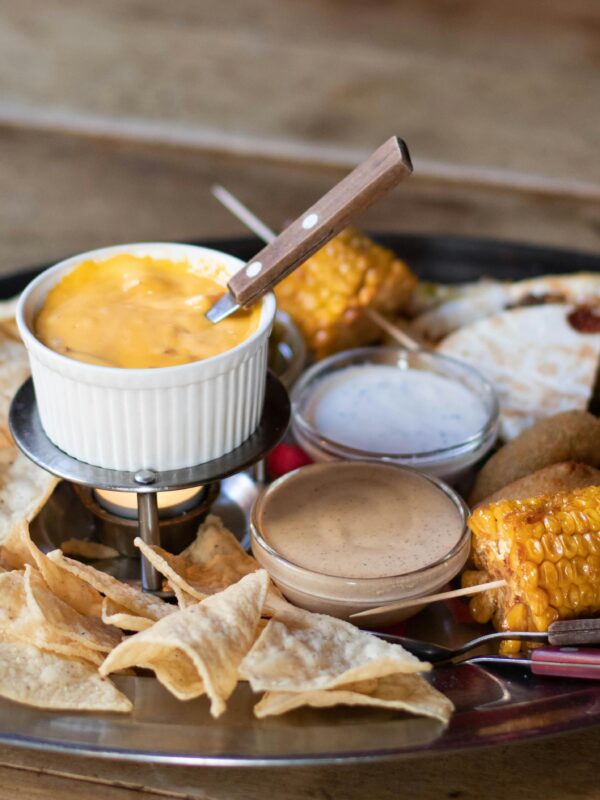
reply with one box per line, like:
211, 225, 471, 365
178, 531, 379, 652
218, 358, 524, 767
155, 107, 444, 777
266, 443, 313, 479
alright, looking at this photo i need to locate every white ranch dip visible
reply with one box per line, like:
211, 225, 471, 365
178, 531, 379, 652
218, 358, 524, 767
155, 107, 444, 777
304, 364, 488, 454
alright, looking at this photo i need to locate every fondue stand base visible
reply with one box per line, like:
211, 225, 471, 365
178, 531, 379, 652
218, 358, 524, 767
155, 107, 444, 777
9, 373, 290, 592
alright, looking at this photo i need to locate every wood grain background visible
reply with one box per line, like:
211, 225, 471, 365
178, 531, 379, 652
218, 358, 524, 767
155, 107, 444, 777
0, 0, 599, 276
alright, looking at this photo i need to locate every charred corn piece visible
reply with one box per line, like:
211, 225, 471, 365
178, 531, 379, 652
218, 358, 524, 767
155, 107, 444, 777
464, 486, 600, 647
275, 228, 417, 359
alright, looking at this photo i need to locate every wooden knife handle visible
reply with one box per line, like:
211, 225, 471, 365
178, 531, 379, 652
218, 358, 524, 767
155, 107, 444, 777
531, 646, 600, 680
227, 136, 412, 308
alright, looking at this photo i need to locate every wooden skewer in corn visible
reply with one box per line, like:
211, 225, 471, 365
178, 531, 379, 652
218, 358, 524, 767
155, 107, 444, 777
350, 579, 507, 619
211, 184, 422, 351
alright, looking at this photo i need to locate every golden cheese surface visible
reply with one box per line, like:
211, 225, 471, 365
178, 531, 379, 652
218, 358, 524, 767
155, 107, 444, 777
35, 254, 260, 369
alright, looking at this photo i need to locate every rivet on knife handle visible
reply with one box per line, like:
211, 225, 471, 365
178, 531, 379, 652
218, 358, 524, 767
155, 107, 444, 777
206, 136, 412, 322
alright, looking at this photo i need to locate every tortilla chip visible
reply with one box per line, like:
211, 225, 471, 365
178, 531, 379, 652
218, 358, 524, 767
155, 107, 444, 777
24, 565, 121, 653
101, 570, 269, 717
0, 521, 35, 570
0, 570, 104, 665
254, 672, 453, 724
0, 331, 31, 447
181, 515, 254, 565
0, 449, 58, 545
1, 522, 103, 616
101, 598, 154, 632
169, 582, 198, 609
133, 515, 259, 601
262, 585, 296, 617
239, 606, 428, 693
60, 539, 119, 560
438, 305, 600, 440
47, 550, 174, 622
133, 539, 207, 603
0, 641, 131, 712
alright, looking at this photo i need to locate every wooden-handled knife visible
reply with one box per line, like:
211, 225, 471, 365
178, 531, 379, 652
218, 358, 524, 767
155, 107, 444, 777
206, 136, 412, 323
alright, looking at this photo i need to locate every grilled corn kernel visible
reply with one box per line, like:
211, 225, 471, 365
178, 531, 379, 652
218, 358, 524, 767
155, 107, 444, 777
469, 592, 496, 624
499, 639, 522, 656
275, 228, 417, 359
465, 485, 600, 651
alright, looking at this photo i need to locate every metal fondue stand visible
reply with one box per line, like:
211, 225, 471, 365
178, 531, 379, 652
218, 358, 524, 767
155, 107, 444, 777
9, 373, 290, 592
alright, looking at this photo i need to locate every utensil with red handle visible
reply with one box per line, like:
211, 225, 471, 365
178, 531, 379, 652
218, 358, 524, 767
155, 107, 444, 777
470, 646, 600, 680
206, 136, 412, 323
377, 618, 600, 677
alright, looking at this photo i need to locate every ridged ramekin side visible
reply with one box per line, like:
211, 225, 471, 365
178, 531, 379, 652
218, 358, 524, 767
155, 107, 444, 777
28, 340, 269, 471
17, 242, 276, 471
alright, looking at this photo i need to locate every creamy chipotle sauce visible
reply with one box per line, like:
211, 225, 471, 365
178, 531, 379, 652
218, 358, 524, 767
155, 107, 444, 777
35, 254, 260, 368
258, 462, 464, 578
304, 364, 487, 454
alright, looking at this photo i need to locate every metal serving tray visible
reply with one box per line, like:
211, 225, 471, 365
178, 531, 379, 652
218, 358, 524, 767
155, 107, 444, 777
0, 234, 598, 765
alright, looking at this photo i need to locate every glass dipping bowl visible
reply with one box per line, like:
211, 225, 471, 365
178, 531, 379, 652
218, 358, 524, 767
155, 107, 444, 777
251, 462, 470, 627
291, 346, 499, 485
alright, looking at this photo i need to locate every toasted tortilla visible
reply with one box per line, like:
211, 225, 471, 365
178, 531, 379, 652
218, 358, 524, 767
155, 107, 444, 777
0, 570, 104, 665
0, 302, 58, 543
412, 273, 600, 343
47, 550, 175, 622
101, 598, 155, 632
0, 522, 103, 616
60, 539, 119, 560
254, 672, 453, 724
0, 641, 131, 712
411, 281, 510, 342
438, 304, 600, 440
0, 326, 31, 447
0, 448, 58, 545
23, 565, 121, 654
133, 514, 259, 603
101, 571, 269, 717
239, 606, 428, 694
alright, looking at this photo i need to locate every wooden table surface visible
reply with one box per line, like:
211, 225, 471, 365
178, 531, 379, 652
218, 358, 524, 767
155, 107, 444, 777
1, 1, 599, 796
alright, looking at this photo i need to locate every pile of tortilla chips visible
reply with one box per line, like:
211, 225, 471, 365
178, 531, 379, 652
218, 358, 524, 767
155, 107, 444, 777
0, 300, 452, 725
0, 510, 453, 724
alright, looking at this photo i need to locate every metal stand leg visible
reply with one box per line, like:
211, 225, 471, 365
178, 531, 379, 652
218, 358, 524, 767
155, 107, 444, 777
137, 492, 162, 592
252, 459, 267, 485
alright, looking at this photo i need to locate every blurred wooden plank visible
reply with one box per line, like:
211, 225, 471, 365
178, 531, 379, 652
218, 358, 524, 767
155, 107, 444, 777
0, 0, 599, 187
0, 127, 598, 279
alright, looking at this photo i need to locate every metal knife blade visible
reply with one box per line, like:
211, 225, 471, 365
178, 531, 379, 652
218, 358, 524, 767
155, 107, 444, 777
205, 292, 239, 323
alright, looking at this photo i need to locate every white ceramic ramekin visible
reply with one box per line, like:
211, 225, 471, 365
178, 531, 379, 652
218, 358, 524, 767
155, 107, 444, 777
17, 242, 276, 471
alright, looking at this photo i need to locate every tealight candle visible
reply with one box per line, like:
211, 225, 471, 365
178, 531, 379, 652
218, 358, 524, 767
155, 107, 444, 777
94, 486, 204, 520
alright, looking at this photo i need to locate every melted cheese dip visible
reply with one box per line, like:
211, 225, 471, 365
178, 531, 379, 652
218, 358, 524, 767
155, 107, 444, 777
304, 364, 487, 454
35, 254, 260, 369
258, 462, 464, 579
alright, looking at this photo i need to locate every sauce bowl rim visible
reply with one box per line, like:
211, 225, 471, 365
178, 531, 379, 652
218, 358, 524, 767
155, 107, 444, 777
290, 345, 499, 463
250, 460, 471, 587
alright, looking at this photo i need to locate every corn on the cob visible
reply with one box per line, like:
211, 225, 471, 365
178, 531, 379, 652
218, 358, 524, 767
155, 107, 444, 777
275, 228, 417, 360
464, 485, 600, 653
